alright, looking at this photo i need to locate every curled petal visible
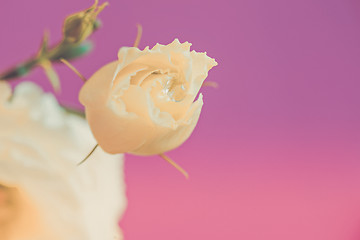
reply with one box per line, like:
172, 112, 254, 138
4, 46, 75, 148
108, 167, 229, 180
188, 51, 218, 100
131, 94, 204, 155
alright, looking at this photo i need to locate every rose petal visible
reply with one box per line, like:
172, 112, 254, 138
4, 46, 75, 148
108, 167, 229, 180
79, 61, 118, 107
188, 51, 218, 100
80, 62, 152, 153
130, 94, 204, 155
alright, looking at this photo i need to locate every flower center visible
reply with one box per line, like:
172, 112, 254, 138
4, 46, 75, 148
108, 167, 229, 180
150, 71, 188, 102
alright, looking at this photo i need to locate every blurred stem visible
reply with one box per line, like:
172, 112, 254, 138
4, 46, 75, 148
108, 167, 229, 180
61, 105, 85, 118
0, 40, 92, 81
0, 58, 38, 80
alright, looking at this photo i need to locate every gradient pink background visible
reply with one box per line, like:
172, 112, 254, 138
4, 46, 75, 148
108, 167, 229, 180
1, 0, 360, 239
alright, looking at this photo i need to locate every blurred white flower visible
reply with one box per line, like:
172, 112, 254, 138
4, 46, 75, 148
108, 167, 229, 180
0, 81, 126, 240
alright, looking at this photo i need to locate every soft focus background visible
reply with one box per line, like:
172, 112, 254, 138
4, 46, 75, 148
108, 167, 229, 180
1, 0, 360, 239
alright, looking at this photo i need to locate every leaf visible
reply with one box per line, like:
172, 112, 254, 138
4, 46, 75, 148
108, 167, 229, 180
39, 60, 61, 93
37, 30, 50, 58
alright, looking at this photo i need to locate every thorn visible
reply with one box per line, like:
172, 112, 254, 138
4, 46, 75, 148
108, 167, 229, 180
133, 24, 143, 48
78, 144, 98, 166
159, 153, 189, 179
202, 81, 218, 88
60, 58, 87, 82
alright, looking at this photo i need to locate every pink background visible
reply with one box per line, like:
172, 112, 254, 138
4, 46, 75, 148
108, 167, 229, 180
1, 0, 360, 239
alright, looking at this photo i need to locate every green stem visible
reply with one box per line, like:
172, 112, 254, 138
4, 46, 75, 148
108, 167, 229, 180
0, 41, 93, 81
0, 57, 39, 80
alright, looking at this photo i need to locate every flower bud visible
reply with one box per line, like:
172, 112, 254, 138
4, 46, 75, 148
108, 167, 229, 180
63, 0, 108, 44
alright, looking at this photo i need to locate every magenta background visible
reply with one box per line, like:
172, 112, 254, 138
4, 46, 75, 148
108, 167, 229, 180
1, 0, 360, 239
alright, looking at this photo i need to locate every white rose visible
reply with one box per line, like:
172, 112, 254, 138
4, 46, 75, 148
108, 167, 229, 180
79, 39, 217, 155
0, 82, 126, 240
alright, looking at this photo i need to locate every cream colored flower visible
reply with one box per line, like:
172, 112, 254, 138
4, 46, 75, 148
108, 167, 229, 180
79, 39, 217, 155
0, 82, 126, 240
